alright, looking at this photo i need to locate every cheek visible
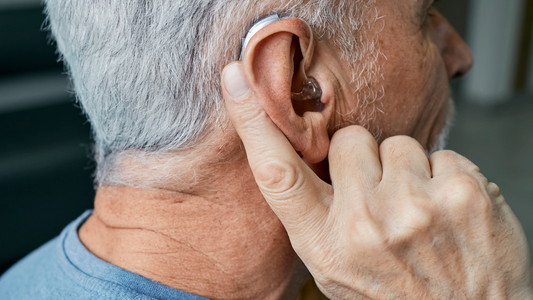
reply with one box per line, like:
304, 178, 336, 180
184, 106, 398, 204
331, 10, 449, 143
373, 37, 449, 140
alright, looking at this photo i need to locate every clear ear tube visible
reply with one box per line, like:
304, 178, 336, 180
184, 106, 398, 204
240, 14, 323, 102
291, 20, 322, 102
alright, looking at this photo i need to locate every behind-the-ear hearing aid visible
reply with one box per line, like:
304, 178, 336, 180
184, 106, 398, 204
240, 13, 323, 102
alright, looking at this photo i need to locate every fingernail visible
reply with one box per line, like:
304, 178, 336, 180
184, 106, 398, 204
223, 63, 249, 98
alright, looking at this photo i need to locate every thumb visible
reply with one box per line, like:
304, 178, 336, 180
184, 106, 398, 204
221, 62, 330, 231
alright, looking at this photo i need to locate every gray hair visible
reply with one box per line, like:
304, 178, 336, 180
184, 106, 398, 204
43, 0, 377, 187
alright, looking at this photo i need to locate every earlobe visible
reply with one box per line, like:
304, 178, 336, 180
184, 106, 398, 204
241, 18, 333, 163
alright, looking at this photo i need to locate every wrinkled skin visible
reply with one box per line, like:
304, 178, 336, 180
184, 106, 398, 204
331, 0, 473, 153
79, 0, 530, 298
222, 63, 533, 299
219, 0, 531, 298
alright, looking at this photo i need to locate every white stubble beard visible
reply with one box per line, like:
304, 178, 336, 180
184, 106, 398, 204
426, 97, 456, 157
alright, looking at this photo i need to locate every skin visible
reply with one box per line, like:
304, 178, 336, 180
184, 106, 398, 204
77, 0, 525, 299
360, 0, 454, 148
323, 0, 473, 152
223, 93, 533, 298
368, 0, 471, 148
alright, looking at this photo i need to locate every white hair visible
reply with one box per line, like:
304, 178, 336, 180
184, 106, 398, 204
43, 0, 377, 187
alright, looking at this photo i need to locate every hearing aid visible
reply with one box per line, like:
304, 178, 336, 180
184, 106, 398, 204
240, 13, 323, 102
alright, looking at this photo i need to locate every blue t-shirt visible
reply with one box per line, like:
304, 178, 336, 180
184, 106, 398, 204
0, 210, 208, 299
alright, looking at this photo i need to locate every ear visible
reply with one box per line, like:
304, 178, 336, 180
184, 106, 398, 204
241, 18, 335, 164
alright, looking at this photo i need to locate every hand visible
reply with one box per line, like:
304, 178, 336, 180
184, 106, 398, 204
221, 62, 533, 300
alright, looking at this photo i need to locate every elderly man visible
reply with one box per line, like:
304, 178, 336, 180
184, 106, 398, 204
0, 0, 531, 299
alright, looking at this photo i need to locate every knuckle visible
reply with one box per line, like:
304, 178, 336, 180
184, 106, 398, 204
447, 174, 478, 200
477, 173, 489, 186
430, 149, 459, 163
461, 159, 481, 174
402, 207, 432, 232
487, 182, 501, 197
329, 126, 378, 169
253, 159, 301, 195
444, 174, 490, 214
381, 135, 417, 150
390, 201, 433, 243
487, 182, 507, 208
468, 163, 481, 174
356, 222, 389, 251
431, 150, 481, 173
331, 126, 374, 150
380, 136, 422, 158
335, 125, 371, 138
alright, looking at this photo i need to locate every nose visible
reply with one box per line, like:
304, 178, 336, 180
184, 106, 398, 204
432, 11, 474, 80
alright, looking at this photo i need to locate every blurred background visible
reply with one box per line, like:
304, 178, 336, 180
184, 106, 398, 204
0, 0, 532, 276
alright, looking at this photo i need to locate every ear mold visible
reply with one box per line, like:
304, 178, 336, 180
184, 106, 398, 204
240, 13, 323, 103
291, 77, 322, 101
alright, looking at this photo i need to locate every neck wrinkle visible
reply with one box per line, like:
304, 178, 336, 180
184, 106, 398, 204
79, 154, 307, 299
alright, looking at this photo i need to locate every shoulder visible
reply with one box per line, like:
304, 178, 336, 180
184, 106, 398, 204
0, 213, 151, 300
0, 236, 153, 300
0, 236, 80, 299
0, 211, 208, 300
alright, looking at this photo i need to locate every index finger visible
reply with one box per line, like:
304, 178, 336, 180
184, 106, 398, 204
221, 62, 330, 231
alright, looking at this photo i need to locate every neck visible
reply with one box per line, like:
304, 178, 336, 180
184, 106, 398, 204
79, 137, 307, 299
